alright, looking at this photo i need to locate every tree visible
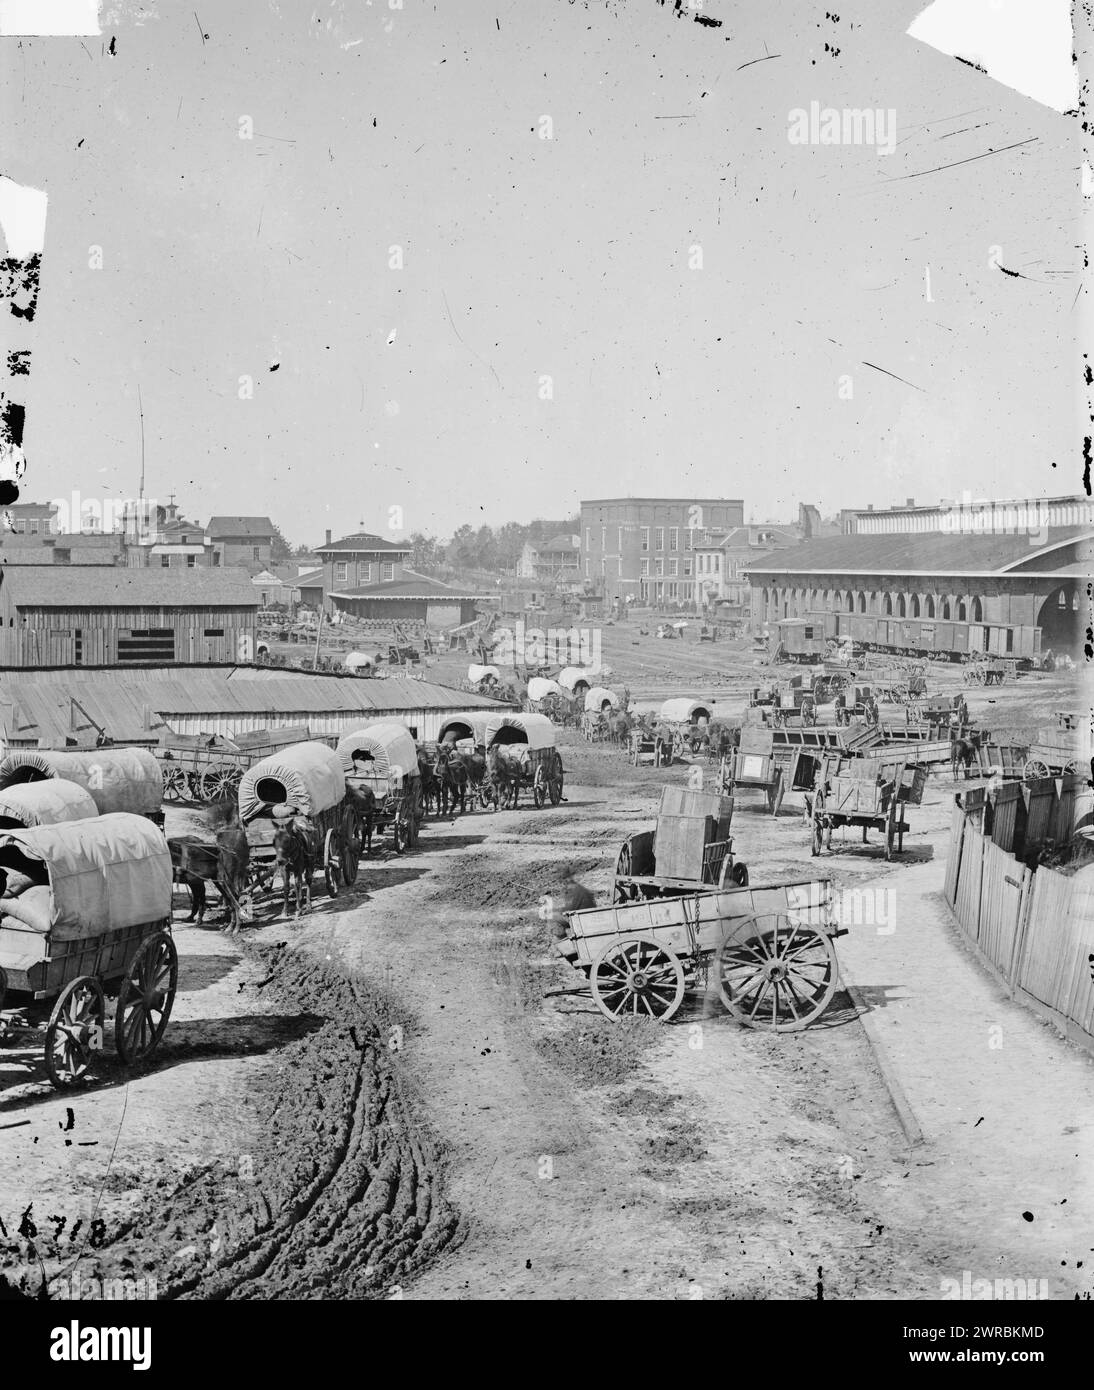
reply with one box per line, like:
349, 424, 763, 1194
409, 531, 443, 573
447, 524, 477, 569
269, 520, 293, 563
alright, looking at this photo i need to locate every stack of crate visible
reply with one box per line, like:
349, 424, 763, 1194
653, 786, 734, 881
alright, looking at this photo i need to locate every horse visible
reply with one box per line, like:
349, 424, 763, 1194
436, 745, 468, 815
417, 745, 441, 814
490, 746, 525, 808
272, 815, 321, 917
460, 748, 488, 797
345, 781, 376, 855
173, 800, 250, 934
950, 730, 979, 780
609, 710, 632, 746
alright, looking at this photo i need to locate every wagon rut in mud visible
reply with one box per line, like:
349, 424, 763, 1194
86, 943, 462, 1300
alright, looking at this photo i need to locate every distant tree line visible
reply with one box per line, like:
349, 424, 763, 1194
408, 518, 578, 575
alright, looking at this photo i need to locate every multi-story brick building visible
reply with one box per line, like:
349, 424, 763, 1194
579, 497, 745, 609
206, 516, 276, 574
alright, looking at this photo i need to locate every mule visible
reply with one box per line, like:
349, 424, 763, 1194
272, 816, 320, 917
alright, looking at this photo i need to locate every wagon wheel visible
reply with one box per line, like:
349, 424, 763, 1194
200, 764, 242, 802
533, 765, 548, 809
323, 828, 341, 896
891, 683, 910, 704
548, 758, 564, 806
1063, 759, 1079, 776
1024, 757, 1050, 781
717, 858, 748, 888
45, 976, 105, 1088
340, 807, 362, 886
590, 936, 685, 1022
161, 764, 187, 801
115, 931, 178, 1066
715, 912, 838, 1032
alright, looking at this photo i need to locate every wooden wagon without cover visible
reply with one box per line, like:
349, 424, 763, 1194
808, 755, 927, 860
557, 876, 846, 1030
0, 748, 164, 827
337, 722, 422, 853
722, 727, 786, 815
156, 727, 331, 802
612, 786, 748, 902
1023, 713, 1088, 781
238, 741, 362, 905
0, 813, 177, 1088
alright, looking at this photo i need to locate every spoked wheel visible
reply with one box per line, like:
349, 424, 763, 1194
591, 936, 685, 1022
1024, 758, 1050, 781
340, 808, 361, 886
45, 976, 105, 1088
161, 764, 187, 800
1063, 759, 1079, 776
548, 757, 564, 805
730, 861, 749, 887
324, 828, 341, 896
200, 765, 242, 802
892, 683, 909, 704
115, 931, 178, 1066
715, 913, 838, 1032
533, 766, 548, 809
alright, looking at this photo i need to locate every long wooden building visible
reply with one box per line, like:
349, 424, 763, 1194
0, 565, 258, 667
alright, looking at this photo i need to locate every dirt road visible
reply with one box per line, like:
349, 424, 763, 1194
2, 666, 1090, 1300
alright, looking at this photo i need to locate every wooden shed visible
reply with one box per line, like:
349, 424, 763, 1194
0, 565, 258, 667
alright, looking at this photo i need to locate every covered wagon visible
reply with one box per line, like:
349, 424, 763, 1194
482, 713, 564, 810
0, 813, 176, 1087
0, 748, 164, 825
0, 779, 99, 831
238, 741, 360, 908
337, 721, 422, 852
656, 698, 715, 760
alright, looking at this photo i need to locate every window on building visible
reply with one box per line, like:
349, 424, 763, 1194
253, 546, 260, 561
13, 519, 25, 534
335, 561, 348, 583
884, 594, 893, 616
654, 527, 664, 550
213, 552, 221, 566
54, 548, 70, 565
358, 562, 372, 584
1005, 628, 1014, 653
117, 628, 175, 662
667, 582, 678, 599
911, 594, 920, 618
957, 600, 967, 622
669, 527, 678, 550
204, 628, 224, 637
187, 554, 196, 568
683, 559, 692, 577
857, 592, 866, 613
640, 558, 649, 577
942, 599, 951, 620
654, 559, 663, 576
640, 527, 649, 551
381, 562, 394, 581
73, 629, 82, 664
29, 519, 39, 535
684, 530, 693, 550
160, 554, 171, 568
714, 554, 721, 571
925, 595, 935, 618
668, 558, 678, 577
971, 597, 983, 623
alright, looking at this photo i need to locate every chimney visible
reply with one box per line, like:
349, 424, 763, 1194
325, 529, 332, 546
905, 497, 915, 508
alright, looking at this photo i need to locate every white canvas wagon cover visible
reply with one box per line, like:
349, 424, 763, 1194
584, 686, 620, 712
437, 713, 492, 746
468, 664, 500, 684
0, 813, 172, 941
557, 667, 594, 693
659, 698, 712, 724
485, 713, 556, 750
0, 779, 99, 829
0, 748, 163, 815
238, 741, 345, 821
337, 723, 420, 787
527, 677, 565, 703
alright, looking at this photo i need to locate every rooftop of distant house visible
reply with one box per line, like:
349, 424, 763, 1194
316, 532, 412, 555
0, 564, 259, 606
205, 516, 276, 538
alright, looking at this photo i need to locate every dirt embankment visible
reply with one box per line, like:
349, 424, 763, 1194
48, 946, 461, 1301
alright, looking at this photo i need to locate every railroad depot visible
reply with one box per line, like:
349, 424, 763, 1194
746, 524, 1094, 659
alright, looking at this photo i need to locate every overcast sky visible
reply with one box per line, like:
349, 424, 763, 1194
2, 0, 1078, 545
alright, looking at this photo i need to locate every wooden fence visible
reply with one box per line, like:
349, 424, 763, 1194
946, 777, 1094, 1053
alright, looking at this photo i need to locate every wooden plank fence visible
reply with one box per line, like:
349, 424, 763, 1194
947, 781, 1094, 1053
